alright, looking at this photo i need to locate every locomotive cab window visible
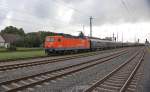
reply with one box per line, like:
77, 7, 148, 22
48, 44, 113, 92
46, 38, 54, 42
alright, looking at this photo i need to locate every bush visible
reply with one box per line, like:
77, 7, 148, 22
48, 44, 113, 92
7, 45, 17, 51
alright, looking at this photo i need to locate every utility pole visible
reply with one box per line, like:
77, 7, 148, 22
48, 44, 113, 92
117, 32, 118, 42
83, 25, 85, 32
113, 32, 115, 42
122, 32, 123, 42
137, 38, 139, 43
134, 35, 136, 43
90, 16, 93, 37
122, 32, 124, 47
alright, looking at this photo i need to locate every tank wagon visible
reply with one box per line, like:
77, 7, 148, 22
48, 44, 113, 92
44, 35, 143, 55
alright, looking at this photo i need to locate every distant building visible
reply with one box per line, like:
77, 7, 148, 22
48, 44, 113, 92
0, 34, 21, 48
0, 35, 6, 48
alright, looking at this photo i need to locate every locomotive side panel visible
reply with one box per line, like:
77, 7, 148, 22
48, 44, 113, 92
63, 37, 90, 50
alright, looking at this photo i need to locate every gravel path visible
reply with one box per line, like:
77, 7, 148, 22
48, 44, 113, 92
136, 47, 150, 92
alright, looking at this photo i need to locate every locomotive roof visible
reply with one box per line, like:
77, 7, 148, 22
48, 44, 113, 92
47, 35, 87, 39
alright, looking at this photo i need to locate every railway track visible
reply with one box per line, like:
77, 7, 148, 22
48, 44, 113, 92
0, 48, 127, 63
84, 48, 145, 92
0, 49, 128, 71
0, 48, 128, 92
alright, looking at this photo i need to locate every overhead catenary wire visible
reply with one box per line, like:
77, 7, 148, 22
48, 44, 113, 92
119, 0, 138, 21
119, 0, 141, 42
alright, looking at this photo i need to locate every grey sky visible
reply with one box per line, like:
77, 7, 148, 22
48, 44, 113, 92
0, 0, 150, 42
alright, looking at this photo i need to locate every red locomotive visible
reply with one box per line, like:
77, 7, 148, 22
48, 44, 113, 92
44, 35, 90, 55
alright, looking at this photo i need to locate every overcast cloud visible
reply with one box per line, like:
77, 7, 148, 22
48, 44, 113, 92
0, 0, 150, 42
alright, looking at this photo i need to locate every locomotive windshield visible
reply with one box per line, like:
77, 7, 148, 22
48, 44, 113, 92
46, 37, 54, 42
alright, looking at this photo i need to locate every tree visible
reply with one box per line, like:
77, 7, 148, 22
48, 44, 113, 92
38, 31, 57, 43
0, 26, 25, 47
1, 26, 25, 36
78, 31, 85, 38
24, 32, 41, 47
1, 27, 77, 47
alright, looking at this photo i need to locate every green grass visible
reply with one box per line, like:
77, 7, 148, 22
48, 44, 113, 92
17, 47, 42, 51
0, 47, 43, 52
0, 48, 7, 52
0, 50, 46, 61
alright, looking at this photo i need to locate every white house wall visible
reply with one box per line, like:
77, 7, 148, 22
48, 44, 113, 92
0, 35, 5, 43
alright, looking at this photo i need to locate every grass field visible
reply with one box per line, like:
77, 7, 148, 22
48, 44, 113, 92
0, 47, 43, 52
0, 50, 46, 61
0, 48, 7, 52
17, 47, 42, 51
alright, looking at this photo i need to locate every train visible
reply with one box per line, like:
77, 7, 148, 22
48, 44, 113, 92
44, 35, 143, 55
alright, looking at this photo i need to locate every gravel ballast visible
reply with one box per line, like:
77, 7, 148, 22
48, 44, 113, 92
22, 48, 138, 92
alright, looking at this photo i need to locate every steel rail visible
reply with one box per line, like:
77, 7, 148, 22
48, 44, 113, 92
84, 49, 143, 92
0, 49, 127, 71
119, 50, 145, 92
0, 49, 128, 92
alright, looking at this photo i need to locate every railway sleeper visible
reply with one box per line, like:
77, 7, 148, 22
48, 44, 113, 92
106, 79, 125, 84
99, 83, 121, 90
103, 81, 123, 87
19, 80, 30, 85
107, 78, 127, 82
109, 76, 128, 80
126, 87, 136, 92
94, 87, 115, 92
